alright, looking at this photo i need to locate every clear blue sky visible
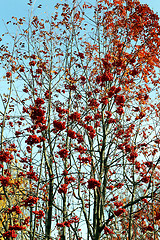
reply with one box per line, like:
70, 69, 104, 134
0, 0, 54, 35
0, 0, 159, 44
0, 0, 160, 29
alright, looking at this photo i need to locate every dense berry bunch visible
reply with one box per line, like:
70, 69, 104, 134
88, 178, 101, 189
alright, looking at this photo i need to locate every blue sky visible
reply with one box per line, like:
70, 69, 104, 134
0, 0, 159, 72
0, 0, 54, 35
0, 0, 160, 32
0, 0, 159, 53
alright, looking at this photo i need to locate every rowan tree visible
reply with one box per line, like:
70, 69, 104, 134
0, 0, 160, 239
